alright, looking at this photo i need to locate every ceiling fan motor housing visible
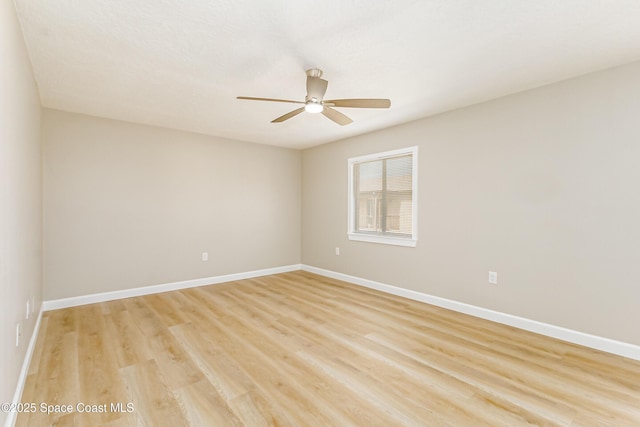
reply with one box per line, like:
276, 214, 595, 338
306, 71, 329, 104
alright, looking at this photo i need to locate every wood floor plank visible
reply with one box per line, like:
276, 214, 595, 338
120, 359, 187, 427
76, 304, 128, 426
227, 391, 279, 427
19, 310, 79, 427
365, 331, 579, 425
202, 296, 412, 426
143, 292, 191, 328
172, 379, 243, 426
121, 297, 203, 391
103, 309, 154, 369
178, 302, 354, 426
169, 322, 253, 402
17, 271, 640, 426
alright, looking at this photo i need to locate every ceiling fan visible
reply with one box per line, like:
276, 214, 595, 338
237, 68, 391, 126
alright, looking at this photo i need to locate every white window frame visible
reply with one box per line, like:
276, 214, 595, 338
348, 146, 418, 247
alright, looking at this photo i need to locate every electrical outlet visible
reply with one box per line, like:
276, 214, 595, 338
16, 323, 21, 347
488, 271, 498, 285
335, 247, 340, 256
202, 252, 209, 262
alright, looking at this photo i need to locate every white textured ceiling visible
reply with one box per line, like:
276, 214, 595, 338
13, 0, 640, 149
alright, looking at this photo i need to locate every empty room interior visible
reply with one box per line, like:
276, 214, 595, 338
3, 1, 640, 426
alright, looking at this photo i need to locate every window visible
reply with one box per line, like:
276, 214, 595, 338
348, 147, 417, 247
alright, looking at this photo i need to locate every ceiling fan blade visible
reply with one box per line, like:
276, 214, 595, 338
322, 107, 353, 126
306, 77, 328, 101
237, 96, 303, 104
271, 107, 306, 123
324, 98, 391, 108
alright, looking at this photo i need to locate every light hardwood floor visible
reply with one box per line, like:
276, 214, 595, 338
17, 271, 640, 426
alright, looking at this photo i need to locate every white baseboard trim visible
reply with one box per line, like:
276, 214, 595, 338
37, 263, 640, 361
5, 306, 44, 427
42, 264, 302, 311
301, 264, 640, 361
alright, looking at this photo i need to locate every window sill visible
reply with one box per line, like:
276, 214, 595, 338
348, 233, 417, 247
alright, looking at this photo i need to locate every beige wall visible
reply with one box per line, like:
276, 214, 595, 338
302, 60, 640, 346
0, 1, 43, 423
43, 110, 301, 300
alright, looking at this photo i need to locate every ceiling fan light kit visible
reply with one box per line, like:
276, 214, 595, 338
304, 101, 323, 114
238, 68, 391, 126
